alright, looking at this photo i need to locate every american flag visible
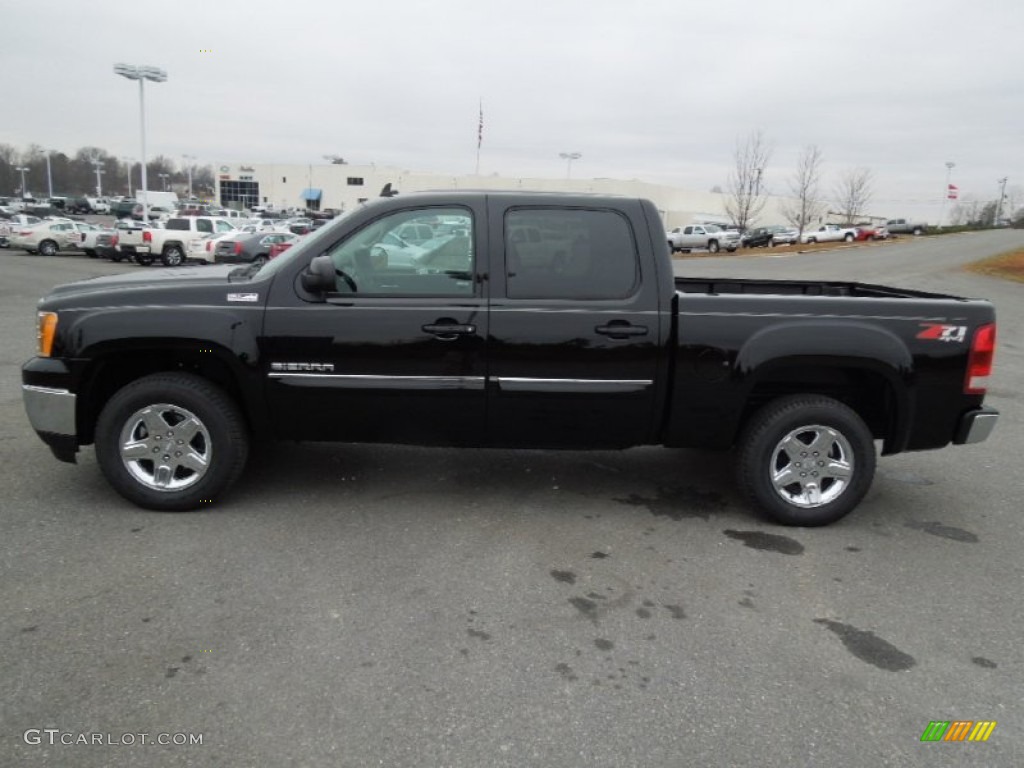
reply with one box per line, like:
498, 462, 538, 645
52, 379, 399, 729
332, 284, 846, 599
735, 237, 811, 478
947, 183, 958, 200
477, 101, 483, 149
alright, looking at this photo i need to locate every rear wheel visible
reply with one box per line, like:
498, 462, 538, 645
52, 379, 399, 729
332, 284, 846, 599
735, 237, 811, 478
736, 395, 876, 526
39, 240, 58, 256
134, 253, 154, 266
844, 233, 854, 242
95, 373, 249, 511
708, 240, 720, 253
162, 244, 185, 267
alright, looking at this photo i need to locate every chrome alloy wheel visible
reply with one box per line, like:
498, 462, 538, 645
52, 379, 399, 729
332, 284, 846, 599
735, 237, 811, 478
769, 424, 853, 508
118, 403, 211, 491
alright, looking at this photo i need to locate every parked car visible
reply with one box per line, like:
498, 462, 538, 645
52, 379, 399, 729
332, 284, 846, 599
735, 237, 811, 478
9, 220, 81, 255
22, 191, 999, 527
667, 224, 740, 253
0, 214, 43, 247
213, 231, 300, 266
268, 240, 297, 259
741, 226, 797, 248
76, 222, 113, 257
800, 224, 859, 244
886, 219, 927, 236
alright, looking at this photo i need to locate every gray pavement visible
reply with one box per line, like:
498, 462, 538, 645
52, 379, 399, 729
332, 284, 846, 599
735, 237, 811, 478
1, 233, 1022, 767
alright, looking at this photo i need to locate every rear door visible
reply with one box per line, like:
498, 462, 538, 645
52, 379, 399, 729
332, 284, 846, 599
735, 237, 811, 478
486, 197, 662, 448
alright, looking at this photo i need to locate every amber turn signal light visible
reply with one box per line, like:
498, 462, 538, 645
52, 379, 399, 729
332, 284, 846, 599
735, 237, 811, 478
38, 312, 58, 357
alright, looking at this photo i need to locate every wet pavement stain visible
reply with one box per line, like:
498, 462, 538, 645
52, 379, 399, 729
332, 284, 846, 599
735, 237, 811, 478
616, 486, 726, 521
569, 597, 599, 624
845, 546, 861, 552
21, 626, 37, 633
555, 663, 578, 681
642, 599, 655, 608
663, 604, 686, 620
586, 592, 608, 601
594, 638, 614, 651
971, 656, 997, 669
467, 628, 492, 641
738, 597, 755, 609
165, 667, 179, 679
723, 529, 805, 555
813, 619, 916, 672
904, 521, 979, 543
550, 569, 577, 584
635, 608, 652, 619
590, 551, 610, 559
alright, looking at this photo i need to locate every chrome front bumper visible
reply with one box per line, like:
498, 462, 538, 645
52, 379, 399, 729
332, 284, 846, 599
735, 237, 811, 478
953, 406, 999, 445
23, 385, 77, 436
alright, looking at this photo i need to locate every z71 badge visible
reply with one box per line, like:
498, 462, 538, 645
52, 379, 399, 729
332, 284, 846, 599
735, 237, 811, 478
917, 323, 967, 343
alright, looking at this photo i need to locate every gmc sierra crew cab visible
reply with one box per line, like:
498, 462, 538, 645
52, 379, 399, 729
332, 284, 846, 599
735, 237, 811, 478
22, 192, 999, 526
116, 216, 237, 266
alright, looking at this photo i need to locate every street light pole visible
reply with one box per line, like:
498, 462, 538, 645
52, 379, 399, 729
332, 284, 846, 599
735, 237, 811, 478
995, 177, 1009, 226
559, 152, 581, 180
114, 63, 168, 223
42, 150, 54, 199
942, 161, 955, 227
159, 173, 170, 191
92, 160, 106, 197
182, 154, 195, 198
122, 157, 133, 197
15, 166, 30, 197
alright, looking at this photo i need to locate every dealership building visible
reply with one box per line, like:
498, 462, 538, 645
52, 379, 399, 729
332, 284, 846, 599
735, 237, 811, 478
213, 162, 803, 229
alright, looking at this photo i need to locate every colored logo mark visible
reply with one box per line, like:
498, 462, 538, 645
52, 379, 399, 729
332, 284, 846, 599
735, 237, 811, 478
921, 721, 996, 742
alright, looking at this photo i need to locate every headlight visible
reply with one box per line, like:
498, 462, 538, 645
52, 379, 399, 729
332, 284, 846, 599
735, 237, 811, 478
37, 312, 57, 357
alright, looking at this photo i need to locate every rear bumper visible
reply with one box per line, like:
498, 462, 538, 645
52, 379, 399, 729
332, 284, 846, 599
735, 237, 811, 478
953, 406, 999, 445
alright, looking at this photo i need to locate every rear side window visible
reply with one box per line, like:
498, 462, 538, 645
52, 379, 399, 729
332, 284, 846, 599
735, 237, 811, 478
504, 208, 639, 300
167, 219, 191, 231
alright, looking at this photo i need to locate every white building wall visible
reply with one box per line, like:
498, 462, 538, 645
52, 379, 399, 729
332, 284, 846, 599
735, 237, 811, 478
215, 162, 811, 230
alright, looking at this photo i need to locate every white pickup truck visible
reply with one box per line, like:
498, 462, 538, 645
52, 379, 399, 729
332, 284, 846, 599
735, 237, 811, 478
666, 224, 741, 253
115, 216, 237, 266
800, 224, 859, 244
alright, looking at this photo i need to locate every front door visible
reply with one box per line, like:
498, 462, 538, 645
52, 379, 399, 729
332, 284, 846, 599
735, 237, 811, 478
261, 203, 488, 446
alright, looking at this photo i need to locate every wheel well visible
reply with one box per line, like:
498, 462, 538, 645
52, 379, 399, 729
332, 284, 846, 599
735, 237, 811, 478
162, 241, 184, 253
77, 350, 248, 445
740, 366, 896, 444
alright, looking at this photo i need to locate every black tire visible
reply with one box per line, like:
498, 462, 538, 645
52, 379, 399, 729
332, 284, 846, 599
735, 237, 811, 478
134, 253, 154, 266
110, 253, 123, 263
808, 237, 817, 244
252, 254, 267, 268
708, 240, 720, 253
86, 249, 97, 258
736, 395, 876, 526
161, 244, 185, 267
39, 239, 58, 256
912, 227, 922, 236
844, 233, 854, 242
95, 373, 249, 511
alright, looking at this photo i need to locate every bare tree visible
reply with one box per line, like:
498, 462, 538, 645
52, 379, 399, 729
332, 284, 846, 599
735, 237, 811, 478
724, 130, 772, 231
833, 167, 873, 224
781, 144, 824, 237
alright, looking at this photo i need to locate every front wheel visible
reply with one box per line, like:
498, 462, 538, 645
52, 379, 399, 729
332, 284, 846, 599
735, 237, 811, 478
736, 395, 876, 526
95, 373, 250, 511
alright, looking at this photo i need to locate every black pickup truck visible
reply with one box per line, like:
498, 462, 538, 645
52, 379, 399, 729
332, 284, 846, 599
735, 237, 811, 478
22, 192, 999, 525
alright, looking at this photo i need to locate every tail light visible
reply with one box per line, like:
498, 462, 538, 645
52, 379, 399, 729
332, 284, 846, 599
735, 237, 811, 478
142, 230, 152, 243
112, 235, 119, 246
234, 241, 243, 255
965, 323, 996, 394
206, 239, 213, 252
19, 229, 32, 236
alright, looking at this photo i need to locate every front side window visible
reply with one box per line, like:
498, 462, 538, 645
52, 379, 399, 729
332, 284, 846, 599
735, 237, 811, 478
504, 208, 639, 300
325, 207, 474, 296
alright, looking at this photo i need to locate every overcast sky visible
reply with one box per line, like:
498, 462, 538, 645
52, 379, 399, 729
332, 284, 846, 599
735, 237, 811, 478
3, 0, 1022, 220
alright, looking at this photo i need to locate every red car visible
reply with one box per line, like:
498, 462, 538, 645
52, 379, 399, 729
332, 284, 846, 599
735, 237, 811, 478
268, 240, 296, 260
854, 225, 889, 241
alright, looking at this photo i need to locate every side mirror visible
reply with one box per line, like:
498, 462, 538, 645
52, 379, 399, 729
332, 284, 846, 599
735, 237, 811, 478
301, 254, 336, 292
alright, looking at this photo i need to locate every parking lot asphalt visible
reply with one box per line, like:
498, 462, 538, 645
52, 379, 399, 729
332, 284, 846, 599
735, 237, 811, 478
1, 233, 1022, 767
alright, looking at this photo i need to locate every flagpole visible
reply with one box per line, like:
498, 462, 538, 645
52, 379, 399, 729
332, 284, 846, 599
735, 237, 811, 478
942, 161, 955, 227
475, 99, 482, 176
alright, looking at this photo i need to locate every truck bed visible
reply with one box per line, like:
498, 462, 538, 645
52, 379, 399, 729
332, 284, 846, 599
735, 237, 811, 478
675, 276, 961, 300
